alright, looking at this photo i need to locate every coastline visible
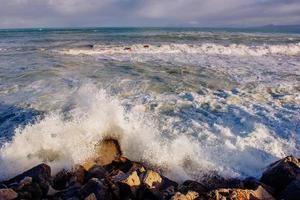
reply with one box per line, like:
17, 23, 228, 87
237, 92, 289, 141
0, 139, 299, 200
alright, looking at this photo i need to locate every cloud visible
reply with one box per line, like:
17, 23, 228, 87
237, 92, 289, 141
0, 0, 299, 28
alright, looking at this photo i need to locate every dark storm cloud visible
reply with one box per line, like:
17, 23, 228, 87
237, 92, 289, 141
0, 0, 299, 28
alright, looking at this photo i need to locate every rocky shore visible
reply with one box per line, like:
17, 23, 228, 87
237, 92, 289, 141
0, 139, 299, 200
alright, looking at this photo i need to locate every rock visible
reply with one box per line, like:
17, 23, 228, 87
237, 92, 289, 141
124, 47, 132, 51
179, 180, 208, 194
54, 185, 81, 200
200, 173, 244, 190
16, 182, 43, 200
15, 176, 32, 191
3, 164, 51, 196
52, 169, 73, 190
139, 170, 178, 199
260, 156, 300, 193
112, 170, 141, 187
278, 179, 300, 200
84, 193, 97, 200
208, 186, 275, 200
242, 177, 274, 195
86, 165, 107, 181
142, 170, 162, 189
143, 45, 150, 48
171, 191, 199, 200
0, 189, 18, 200
72, 165, 87, 185
83, 138, 123, 171
104, 157, 134, 174
80, 178, 111, 200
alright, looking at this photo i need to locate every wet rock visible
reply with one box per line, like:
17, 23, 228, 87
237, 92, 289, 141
242, 177, 274, 195
3, 163, 51, 196
72, 165, 87, 185
260, 155, 300, 193
80, 178, 111, 200
14, 176, 32, 191
54, 185, 81, 200
142, 170, 162, 189
84, 193, 97, 200
278, 179, 300, 200
143, 45, 150, 48
124, 47, 132, 51
52, 169, 73, 190
171, 191, 199, 200
17, 182, 43, 200
112, 170, 141, 187
104, 157, 134, 174
139, 170, 178, 199
208, 186, 275, 200
86, 165, 107, 181
0, 188, 18, 200
200, 173, 243, 190
83, 138, 123, 170
179, 180, 208, 194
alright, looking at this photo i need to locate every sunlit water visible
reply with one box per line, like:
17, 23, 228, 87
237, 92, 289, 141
0, 28, 299, 182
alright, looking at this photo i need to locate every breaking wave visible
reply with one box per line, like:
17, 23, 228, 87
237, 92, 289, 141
58, 43, 300, 57
0, 85, 298, 182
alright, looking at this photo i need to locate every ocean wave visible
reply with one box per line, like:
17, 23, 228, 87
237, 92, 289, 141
58, 43, 300, 57
0, 85, 298, 181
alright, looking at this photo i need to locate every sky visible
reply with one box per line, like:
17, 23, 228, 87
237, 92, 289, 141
0, 0, 299, 28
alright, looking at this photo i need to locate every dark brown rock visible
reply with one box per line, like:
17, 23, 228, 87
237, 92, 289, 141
278, 178, 300, 200
86, 165, 107, 181
54, 185, 81, 200
124, 47, 132, 51
143, 45, 150, 48
52, 169, 73, 190
3, 163, 51, 196
72, 165, 87, 185
260, 156, 300, 193
80, 178, 112, 200
17, 182, 43, 200
199, 173, 243, 190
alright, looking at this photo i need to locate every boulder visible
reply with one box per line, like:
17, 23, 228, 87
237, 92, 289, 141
278, 179, 300, 200
86, 165, 107, 181
54, 185, 81, 200
139, 170, 178, 199
171, 191, 199, 200
207, 186, 275, 200
3, 164, 51, 196
79, 178, 112, 200
179, 180, 208, 194
260, 156, 300, 193
142, 170, 162, 189
112, 170, 141, 187
0, 189, 18, 200
83, 138, 122, 170
17, 182, 43, 200
52, 169, 73, 190
72, 165, 87, 185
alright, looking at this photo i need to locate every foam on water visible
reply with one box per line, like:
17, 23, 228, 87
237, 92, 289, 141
0, 84, 298, 182
0, 29, 299, 183
59, 43, 300, 57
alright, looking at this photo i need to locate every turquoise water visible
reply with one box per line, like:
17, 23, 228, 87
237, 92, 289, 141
0, 28, 299, 181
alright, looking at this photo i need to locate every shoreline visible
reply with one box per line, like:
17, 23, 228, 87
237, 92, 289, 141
0, 139, 299, 200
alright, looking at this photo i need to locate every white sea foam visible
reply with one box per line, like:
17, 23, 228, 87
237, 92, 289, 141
58, 43, 300, 57
0, 84, 298, 181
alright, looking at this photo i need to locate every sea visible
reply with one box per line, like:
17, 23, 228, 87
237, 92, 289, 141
0, 27, 299, 181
